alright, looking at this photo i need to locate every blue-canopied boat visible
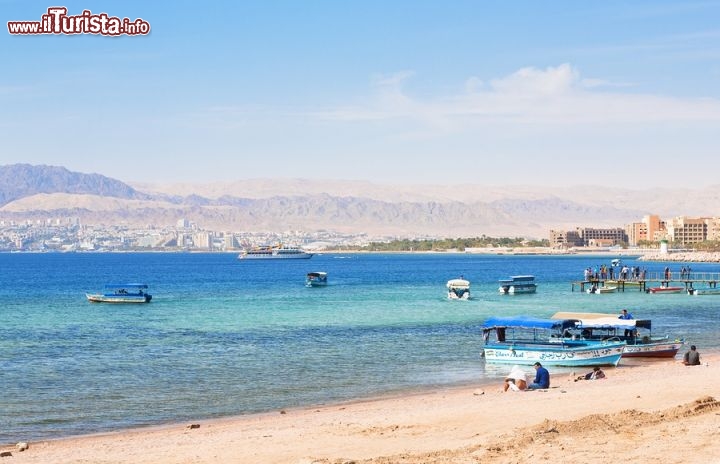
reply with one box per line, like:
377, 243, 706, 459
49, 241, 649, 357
86, 283, 152, 303
306, 271, 328, 287
480, 316, 626, 367
498, 275, 537, 294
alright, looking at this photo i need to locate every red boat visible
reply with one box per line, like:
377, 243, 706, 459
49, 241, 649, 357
647, 286, 684, 294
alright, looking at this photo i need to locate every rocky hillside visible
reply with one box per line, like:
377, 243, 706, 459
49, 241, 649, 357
0, 164, 150, 206
1, 164, 717, 239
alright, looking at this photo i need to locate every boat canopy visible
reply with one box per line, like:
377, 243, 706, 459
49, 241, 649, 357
104, 283, 149, 289
447, 279, 470, 288
575, 317, 652, 331
550, 312, 651, 330
307, 272, 327, 277
481, 316, 577, 331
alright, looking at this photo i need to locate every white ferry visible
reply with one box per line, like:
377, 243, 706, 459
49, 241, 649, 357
238, 244, 313, 260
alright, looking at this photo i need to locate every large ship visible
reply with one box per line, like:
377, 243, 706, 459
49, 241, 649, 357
237, 244, 313, 260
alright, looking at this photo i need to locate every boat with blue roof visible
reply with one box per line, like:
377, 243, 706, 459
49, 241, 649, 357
86, 283, 152, 303
498, 275, 537, 294
480, 316, 626, 367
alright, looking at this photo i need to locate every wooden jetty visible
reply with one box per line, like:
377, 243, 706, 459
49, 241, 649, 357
572, 271, 720, 292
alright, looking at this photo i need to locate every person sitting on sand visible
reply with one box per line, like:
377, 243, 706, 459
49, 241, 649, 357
528, 362, 550, 389
683, 345, 701, 366
503, 365, 528, 392
575, 366, 606, 381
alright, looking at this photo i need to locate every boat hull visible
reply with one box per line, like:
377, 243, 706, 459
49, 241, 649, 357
647, 287, 684, 294
688, 288, 720, 295
86, 294, 152, 303
239, 253, 313, 259
587, 286, 617, 294
482, 341, 625, 367
622, 341, 683, 358
448, 291, 470, 300
499, 285, 537, 294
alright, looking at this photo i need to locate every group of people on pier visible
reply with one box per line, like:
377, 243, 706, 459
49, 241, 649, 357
583, 264, 647, 281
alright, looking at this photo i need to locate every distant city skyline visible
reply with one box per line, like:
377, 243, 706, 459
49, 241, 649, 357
2, 1, 720, 188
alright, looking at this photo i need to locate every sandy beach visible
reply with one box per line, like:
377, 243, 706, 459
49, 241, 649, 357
3, 354, 718, 464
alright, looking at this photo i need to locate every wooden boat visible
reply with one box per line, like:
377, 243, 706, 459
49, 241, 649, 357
305, 271, 328, 287
646, 286, 684, 294
498, 275, 537, 294
86, 284, 152, 303
447, 278, 471, 300
480, 316, 626, 367
551, 312, 684, 358
605, 279, 642, 287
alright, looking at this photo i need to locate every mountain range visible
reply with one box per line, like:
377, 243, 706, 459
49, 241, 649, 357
1, 164, 718, 239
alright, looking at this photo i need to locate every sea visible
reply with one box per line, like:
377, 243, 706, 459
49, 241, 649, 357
1, 252, 719, 444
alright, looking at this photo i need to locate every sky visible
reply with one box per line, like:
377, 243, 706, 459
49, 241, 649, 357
2, 0, 719, 188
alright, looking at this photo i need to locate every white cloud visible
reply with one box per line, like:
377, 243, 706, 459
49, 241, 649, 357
312, 63, 720, 128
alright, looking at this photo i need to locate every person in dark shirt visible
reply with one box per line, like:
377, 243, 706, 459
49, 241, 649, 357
528, 362, 550, 389
683, 345, 701, 366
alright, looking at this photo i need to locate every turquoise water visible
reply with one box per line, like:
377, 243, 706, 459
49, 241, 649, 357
1, 252, 718, 443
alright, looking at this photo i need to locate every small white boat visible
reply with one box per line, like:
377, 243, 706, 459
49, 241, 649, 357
306, 271, 328, 287
498, 275, 537, 294
447, 278, 470, 300
587, 285, 617, 294
687, 287, 720, 296
481, 316, 626, 367
86, 284, 152, 303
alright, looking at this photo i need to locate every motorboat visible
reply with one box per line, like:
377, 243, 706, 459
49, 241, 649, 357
238, 244, 313, 260
498, 275, 537, 294
306, 271, 328, 287
86, 283, 152, 303
587, 285, 617, 294
480, 316, 626, 367
687, 287, 720, 296
447, 278, 470, 300
646, 286, 684, 294
551, 312, 684, 358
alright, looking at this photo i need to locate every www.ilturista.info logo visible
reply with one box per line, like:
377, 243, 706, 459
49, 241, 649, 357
7, 7, 150, 36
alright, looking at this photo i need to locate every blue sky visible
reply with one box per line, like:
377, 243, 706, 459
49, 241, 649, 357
2, 1, 719, 187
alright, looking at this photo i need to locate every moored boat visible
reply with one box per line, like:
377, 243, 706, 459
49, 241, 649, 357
646, 286, 684, 294
480, 316, 626, 367
498, 275, 537, 294
687, 287, 720, 296
587, 285, 617, 294
447, 278, 470, 300
551, 312, 684, 358
86, 283, 152, 303
306, 271, 328, 287
238, 244, 313, 260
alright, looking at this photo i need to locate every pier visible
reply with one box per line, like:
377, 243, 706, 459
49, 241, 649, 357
571, 271, 720, 292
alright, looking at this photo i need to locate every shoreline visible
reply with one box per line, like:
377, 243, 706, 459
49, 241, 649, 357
4, 354, 719, 463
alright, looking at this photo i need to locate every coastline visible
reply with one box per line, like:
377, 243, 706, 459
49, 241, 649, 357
4, 353, 718, 463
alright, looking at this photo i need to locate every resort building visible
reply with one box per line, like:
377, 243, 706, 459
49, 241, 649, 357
549, 227, 627, 248
666, 216, 708, 244
625, 214, 666, 246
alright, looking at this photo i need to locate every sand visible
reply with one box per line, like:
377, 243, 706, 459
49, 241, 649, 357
3, 354, 719, 464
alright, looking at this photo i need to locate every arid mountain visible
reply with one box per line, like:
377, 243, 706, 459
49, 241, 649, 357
0, 164, 150, 205
1, 164, 718, 239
